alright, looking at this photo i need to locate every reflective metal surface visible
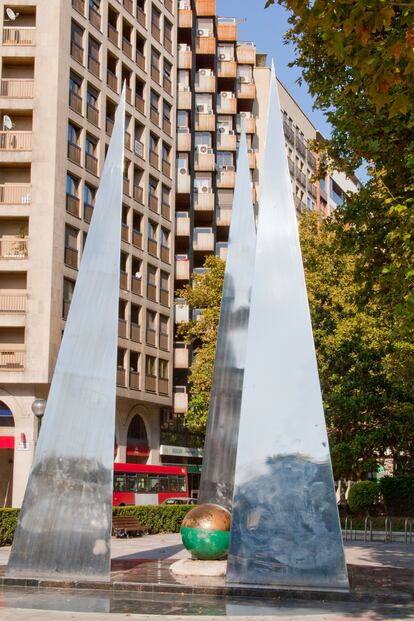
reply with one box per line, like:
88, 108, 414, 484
198, 130, 256, 508
6, 92, 125, 582
182, 504, 231, 531
226, 65, 349, 591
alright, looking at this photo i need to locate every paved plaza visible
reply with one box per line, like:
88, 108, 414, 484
0, 535, 413, 620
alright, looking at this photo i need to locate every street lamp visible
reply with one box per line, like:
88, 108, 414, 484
32, 399, 46, 437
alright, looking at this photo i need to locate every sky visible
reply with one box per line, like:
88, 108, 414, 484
217, 0, 332, 138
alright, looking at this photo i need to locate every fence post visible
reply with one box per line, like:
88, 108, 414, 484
364, 516, 373, 542
405, 519, 412, 544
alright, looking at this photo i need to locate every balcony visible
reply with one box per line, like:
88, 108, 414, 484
162, 159, 171, 178
136, 50, 146, 72
217, 20, 237, 41
129, 370, 140, 390
177, 131, 191, 151
0, 79, 34, 99
158, 378, 169, 395
176, 168, 191, 194
68, 141, 81, 165
176, 216, 190, 236
195, 73, 216, 93
217, 95, 236, 115
248, 150, 256, 169
178, 89, 191, 110
217, 61, 237, 78
174, 387, 188, 413
69, 90, 83, 114
123, 177, 130, 196
216, 242, 228, 261
64, 246, 78, 269
147, 283, 157, 302
2, 27, 35, 46
178, 50, 192, 70
0, 131, 32, 151
122, 37, 133, 59
120, 270, 128, 290
163, 117, 172, 136
175, 301, 189, 323
194, 191, 214, 211
196, 37, 216, 55
174, 344, 189, 368
151, 65, 160, 84
66, 193, 80, 217
0, 292, 26, 313
217, 169, 235, 188
0, 349, 24, 370
72, 0, 85, 15
0, 184, 31, 205
195, 149, 215, 171
85, 153, 98, 175
160, 245, 169, 263
160, 288, 169, 306
88, 56, 100, 78
89, 6, 101, 31
130, 321, 141, 343
121, 222, 129, 241
193, 229, 214, 251
108, 24, 119, 46
131, 275, 142, 295
118, 318, 127, 338
175, 256, 190, 280
132, 228, 143, 249
151, 22, 161, 42
84, 202, 94, 222
283, 121, 294, 145
148, 238, 157, 257
161, 201, 170, 220
236, 43, 256, 64
195, 0, 216, 16
107, 69, 118, 93
179, 8, 192, 27
217, 132, 236, 150
295, 166, 307, 188
195, 112, 215, 131
236, 114, 256, 134
146, 327, 156, 346
133, 185, 143, 204
149, 193, 158, 213
0, 237, 28, 259
86, 103, 99, 126
150, 108, 159, 126
117, 368, 126, 387
137, 6, 146, 28
237, 81, 256, 99
145, 375, 156, 392
216, 208, 232, 226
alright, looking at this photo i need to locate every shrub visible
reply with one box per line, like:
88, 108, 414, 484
379, 475, 414, 517
0, 508, 19, 546
348, 481, 380, 514
1, 505, 192, 547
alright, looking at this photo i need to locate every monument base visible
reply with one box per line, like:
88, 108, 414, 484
170, 558, 227, 577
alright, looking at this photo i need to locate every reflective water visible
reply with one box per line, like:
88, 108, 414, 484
0, 587, 412, 618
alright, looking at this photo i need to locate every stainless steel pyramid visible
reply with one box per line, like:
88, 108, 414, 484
6, 91, 125, 582
226, 65, 349, 591
198, 129, 256, 509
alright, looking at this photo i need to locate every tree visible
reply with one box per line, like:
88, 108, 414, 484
176, 256, 225, 433
265, 0, 414, 336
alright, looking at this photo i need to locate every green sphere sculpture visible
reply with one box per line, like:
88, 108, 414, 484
181, 503, 231, 561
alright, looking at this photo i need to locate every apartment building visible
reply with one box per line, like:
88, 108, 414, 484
0, 0, 177, 507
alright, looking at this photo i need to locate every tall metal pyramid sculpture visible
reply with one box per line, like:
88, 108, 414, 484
198, 129, 256, 509
7, 91, 125, 582
226, 65, 349, 591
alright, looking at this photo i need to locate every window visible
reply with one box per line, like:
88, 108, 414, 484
194, 132, 212, 147
217, 44, 234, 61
150, 89, 159, 113
85, 134, 98, 155
87, 85, 99, 107
160, 270, 169, 292
71, 21, 84, 47
162, 143, 170, 162
66, 174, 79, 197
147, 264, 157, 285
69, 73, 82, 94
63, 278, 75, 318
149, 133, 158, 153
148, 177, 158, 196
163, 101, 171, 122
160, 228, 169, 247
216, 152, 233, 168
68, 123, 80, 145
88, 36, 100, 61
65, 225, 78, 250
237, 65, 252, 82
84, 184, 95, 206
159, 359, 168, 380
177, 110, 189, 128
147, 309, 156, 330
146, 355, 156, 376
148, 220, 157, 240
160, 315, 168, 336
178, 69, 190, 89
151, 47, 160, 71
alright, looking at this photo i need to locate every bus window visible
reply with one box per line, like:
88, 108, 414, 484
114, 473, 126, 492
149, 477, 159, 492
126, 473, 139, 492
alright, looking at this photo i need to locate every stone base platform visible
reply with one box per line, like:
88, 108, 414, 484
170, 558, 227, 577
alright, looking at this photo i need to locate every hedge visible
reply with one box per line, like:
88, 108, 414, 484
379, 475, 414, 517
1, 505, 192, 547
348, 481, 380, 514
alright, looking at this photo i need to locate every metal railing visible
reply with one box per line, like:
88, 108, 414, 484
0, 349, 25, 370
0, 131, 32, 151
0, 184, 31, 204
0, 294, 26, 312
343, 517, 414, 543
3, 27, 35, 46
0, 79, 34, 98
0, 238, 28, 258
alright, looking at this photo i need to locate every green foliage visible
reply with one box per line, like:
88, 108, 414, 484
0, 508, 19, 546
176, 256, 225, 432
0, 506, 192, 547
348, 481, 380, 514
379, 475, 414, 516
112, 505, 192, 533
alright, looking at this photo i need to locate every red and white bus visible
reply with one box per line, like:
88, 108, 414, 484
113, 463, 189, 506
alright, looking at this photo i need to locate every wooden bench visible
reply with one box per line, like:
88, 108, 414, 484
112, 516, 148, 538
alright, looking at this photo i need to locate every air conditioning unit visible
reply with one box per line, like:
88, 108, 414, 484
197, 104, 209, 113
221, 91, 233, 99
178, 43, 189, 51
248, 148, 255, 154
240, 111, 251, 118
200, 185, 209, 193
199, 69, 212, 77
197, 29, 209, 37
196, 145, 209, 154
218, 126, 229, 134
179, 168, 188, 175
239, 76, 248, 83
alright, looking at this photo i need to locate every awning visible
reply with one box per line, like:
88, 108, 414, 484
160, 444, 203, 458
0, 436, 14, 449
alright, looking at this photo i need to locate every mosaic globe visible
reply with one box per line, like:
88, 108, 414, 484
181, 503, 231, 561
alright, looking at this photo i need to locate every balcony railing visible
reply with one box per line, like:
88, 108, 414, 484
84, 202, 94, 223
130, 322, 141, 342
89, 6, 101, 31
0, 238, 28, 259
148, 238, 157, 256
0, 79, 34, 98
165, 0, 173, 13
160, 245, 169, 263
71, 40, 84, 64
137, 6, 146, 27
88, 55, 100, 78
64, 246, 78, 269
87, 102, 99, 126
118, 318, 127, 338
147, 283, 157, 302
146, 327, 156, 346
151, 66, 160, 83
133, 185, 143, 203
72, 0, 85, 15
0, 293, 26, 312
0, 184, 31, 205
132, 228, 143, 248
130, 370, 140, 390
135, 94, 145, 114
68, 141, 81, 164
107, 69, 118, 92
117, 367, 126, 386
163, 117, 172, 136
120, 270, 128, 290
0, 131, 32, 151
123, 177, 130, 196
2, 27, 35, 46
150, 108, 159, 126
108, 23, 119, 46
162, 159, 171, 178
161, 201, 170, 220
136, 50, 146, 72
149, 193, 158, 213
131, 275, 141, 295
0, 349, 24, 370
149, 150, 159, 169
85, 152, 98, 175
164, 37, 172, 55
121, 222, 129, 241
69, 91, 83, 114
106, 117, 114, 136
66, 193, 80, 217
122, 37, 133, 59
145, 375, 157, 392
124, 0, 133, 14
160, 289, 169, 306
159, 332, 169, 350
151, 23, 161, 41
158, 378, 168, 395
